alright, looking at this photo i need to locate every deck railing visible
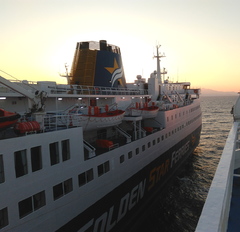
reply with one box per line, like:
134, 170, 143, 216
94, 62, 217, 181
0, 79, 148, 96
48, 85, 148, 96
195, 122, 240, 232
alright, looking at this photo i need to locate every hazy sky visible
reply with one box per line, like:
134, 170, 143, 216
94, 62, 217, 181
1, 0, 240, 92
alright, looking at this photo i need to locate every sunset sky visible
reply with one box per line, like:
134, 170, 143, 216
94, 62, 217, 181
1, 0, 239, 92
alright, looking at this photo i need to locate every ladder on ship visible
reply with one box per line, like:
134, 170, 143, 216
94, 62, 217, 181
83, 140, 96, 159
115, 126, 132, 143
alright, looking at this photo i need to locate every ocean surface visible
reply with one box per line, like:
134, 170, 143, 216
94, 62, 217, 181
136, 95, 238, 232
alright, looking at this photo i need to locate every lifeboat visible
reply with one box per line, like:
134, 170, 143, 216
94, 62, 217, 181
14, 121, 40, 134
69, 109, 125, 131
0, 109, 20, 130
128, 102, 159, 119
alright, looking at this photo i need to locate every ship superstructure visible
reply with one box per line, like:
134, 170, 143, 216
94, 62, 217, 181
0, 40, 202, 231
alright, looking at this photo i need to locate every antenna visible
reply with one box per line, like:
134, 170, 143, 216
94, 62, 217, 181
59, 63, 72, 84
153, 45, 166, 84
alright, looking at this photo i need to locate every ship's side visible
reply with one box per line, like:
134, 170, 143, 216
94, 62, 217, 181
196, 95, 240, 232
0, 40, 202, 232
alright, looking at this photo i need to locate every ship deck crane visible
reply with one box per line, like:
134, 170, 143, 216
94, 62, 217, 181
0, 75, 47, 113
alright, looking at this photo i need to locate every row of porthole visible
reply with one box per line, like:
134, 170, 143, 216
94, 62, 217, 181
119, 113, 201, 165
167, 105, 200, 122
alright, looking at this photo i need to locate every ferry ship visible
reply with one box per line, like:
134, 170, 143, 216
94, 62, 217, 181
0, 40, 202, 232
196, 94, 240, 232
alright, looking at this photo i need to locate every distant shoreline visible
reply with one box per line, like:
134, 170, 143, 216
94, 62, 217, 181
200, 88, 238, 96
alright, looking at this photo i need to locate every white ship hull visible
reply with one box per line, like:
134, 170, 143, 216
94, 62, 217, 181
0, 100, 201, 231
0, 40, 202, 231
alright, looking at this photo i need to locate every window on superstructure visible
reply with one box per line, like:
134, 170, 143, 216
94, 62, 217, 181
18, 197, 33, 218
18, 191, 46, 218
64, 178, 73, 194
31, 146, 42, 172
136, 148, 139, 155
53, 183, 63, 200
153, 140, 156, 146
33, 191, 46, 211
148, 142, 151, 148
0, 207, 8, 229
86, 169, 94, 182
97, 161, 110, 177
157, 138, 160, 143
14, 149, 28, 178
128, 151, 133, 159
78, 168, 94, 186
142, 145, 145, 151
104, 161, 110, 173
49, 142, 59, 165
161, 135, 164, 141
120, 155, 125, 163
62, 139, 70, 161
0, 155, 5, 183
78, 173, 86, 186
98, 164, 104, 176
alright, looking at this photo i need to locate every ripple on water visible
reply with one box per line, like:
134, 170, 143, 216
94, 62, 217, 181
140, 96, 238, 232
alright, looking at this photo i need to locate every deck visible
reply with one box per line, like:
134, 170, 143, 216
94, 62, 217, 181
195, 122, 240, 232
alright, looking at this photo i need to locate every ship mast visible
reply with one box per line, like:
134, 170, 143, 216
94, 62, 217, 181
154, 45, 166, 84
59, 63, 72, 85
64, 63, 70, 84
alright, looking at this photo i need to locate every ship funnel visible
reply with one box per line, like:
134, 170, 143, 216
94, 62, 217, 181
70, 40, 126, 88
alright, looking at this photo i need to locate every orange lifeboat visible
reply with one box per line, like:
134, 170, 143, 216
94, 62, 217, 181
14, 121, 40, 134
0, 109, 20, 130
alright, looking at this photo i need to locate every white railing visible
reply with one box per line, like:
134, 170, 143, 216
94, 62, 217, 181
48, 84, 148, 96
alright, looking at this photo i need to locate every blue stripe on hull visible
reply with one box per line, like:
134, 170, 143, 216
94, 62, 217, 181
57, 125, 202, 232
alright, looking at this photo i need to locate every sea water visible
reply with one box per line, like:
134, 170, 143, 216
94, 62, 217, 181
136, 95, 238, 232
